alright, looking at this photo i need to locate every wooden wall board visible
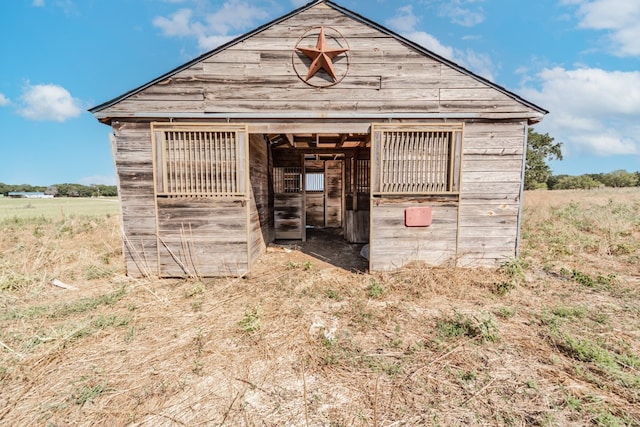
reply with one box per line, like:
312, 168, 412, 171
306, 193, 325, 227
456, 120, 526, 267
248, 134, 272, 268
370, 199, 458, 270
112, 121, 158, 277
275, 193, 304, 240
156, 198, 248, 277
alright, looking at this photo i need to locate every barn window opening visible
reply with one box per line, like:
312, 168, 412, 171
274, 167, 302, 193
305, 173, 324, 192
356, 159, 370, 194
372, 125, 463, 195
152, 123, 247, 198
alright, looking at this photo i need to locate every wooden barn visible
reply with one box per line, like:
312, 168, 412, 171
90, 0, 547, 277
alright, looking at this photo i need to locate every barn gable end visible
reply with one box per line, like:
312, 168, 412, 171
92, 0, 546, 277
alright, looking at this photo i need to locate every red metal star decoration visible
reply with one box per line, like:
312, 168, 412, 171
296, 27, 349, 82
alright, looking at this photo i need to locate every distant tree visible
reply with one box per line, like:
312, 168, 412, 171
94, 184, 118, 197
525, 129, 563, 190
554, 175, 600, 190
546, 174, 567, 190
586, 173, 605, 186
45, 186, 58, 197
601, 169, 638, 188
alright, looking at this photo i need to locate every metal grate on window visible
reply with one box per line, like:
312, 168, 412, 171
380, 131, 454, 193
273, 167, 302, 193
153, 124, 247, 198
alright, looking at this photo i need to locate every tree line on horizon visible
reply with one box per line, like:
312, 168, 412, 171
524, 129, 639, 190
0, 183, 118, 198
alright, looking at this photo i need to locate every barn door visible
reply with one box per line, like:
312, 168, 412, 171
324, 159, 343, 228
304, 159, 343, 229
273, 160, 305, 241
151, 123, 250, 277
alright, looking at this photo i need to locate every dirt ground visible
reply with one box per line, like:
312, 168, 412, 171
1, 188, 639, 426
262, 227, 368, 274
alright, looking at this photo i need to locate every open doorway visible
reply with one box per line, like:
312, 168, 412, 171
270, 132, 370, 245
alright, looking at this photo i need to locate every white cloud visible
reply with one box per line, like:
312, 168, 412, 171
18, 84, 83, 122
387, 5, 496, 81
521, 67, 640, 156
386, 5, 420, 31
566, 0, 640, 56
153, 0, 269, 51
402, 31, 454, 60
290, 0, 308, 7
439, 1, 485, 27
197, 35, 236, 51
153, 8, 194, 37
32, 0, 45, 6
0, 93, 10, 106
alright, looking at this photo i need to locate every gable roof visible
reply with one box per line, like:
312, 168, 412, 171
89, 0, 547, 118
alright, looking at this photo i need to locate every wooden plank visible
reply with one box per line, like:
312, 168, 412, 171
345, 210, 370, 243
274, 193, 303, 240
369, 199, 459, 270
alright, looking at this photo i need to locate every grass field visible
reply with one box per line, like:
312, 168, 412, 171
0, 197, 119, 221
0, 189, 638, 426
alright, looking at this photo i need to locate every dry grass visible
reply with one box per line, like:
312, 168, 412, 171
1, 189, 639, 426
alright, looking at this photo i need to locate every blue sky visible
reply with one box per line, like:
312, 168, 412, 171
0, 0, 638, 186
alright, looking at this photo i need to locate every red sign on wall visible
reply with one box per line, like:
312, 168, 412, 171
405, 207, 432, 227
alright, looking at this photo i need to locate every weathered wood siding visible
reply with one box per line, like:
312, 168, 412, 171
112, 121, 158, 278
275, 194, 304, 239
156, 198, 248, 276
248, 134, 271, 268
370, 198, 458, 271
325, 160, 342, 228
457, 121, 526, 266
98, 3, 540, 120
345, 210, 369, 243
306, 193, 324, 227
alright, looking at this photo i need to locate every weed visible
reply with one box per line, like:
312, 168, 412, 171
239, 307, 262, 334
72, 382, 109, 405
594, 411, 626, 427
4, 286, 127, 320
286, 261, 299, 270
303, 261, 313, 271
325, 289, 342, 300
0, 272, 35, 291
124, 326, 137, 343
54, 287, 127, 318
551, 305, 587, 319
554, 333, 616, 368
564, 395, 582, 411
84, 264, 113, 280
184, 281, 205, 298
496, 307, 516, 319
459, 370, 477, 382
191, 300, 203, 312
366, 278, 384, 298
91, 315, 130, 329
496, 258, 527, 295
436, 312, 499, 342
